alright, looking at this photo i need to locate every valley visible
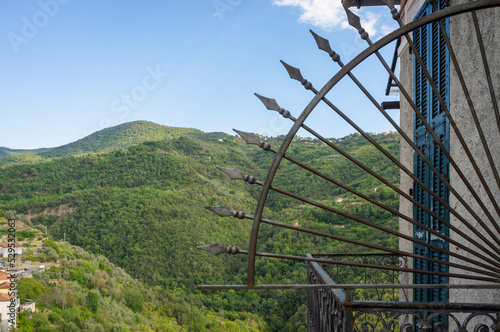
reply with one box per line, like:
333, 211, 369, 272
0, 121, 400, 331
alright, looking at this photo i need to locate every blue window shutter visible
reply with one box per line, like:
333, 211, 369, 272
412, 0, 450, 309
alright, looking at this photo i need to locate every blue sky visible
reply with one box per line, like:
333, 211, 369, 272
0, 0, 399, 149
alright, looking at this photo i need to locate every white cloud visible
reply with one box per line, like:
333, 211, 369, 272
272, 0, 346, 31
271, 0, 396, 38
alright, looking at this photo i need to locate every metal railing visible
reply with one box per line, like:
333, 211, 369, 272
307, 254, 500, 332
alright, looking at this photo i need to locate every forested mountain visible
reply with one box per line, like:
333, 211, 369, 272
0, 122, 400, 331
8, 224, 265, 331
0, 121, 202, 167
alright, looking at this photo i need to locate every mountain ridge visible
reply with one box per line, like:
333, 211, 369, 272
0, 121, 203, 167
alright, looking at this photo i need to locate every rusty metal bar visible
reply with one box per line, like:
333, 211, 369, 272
357, 3, 500, 241
267, 183, 500, 274
279, 60, 500, 257
234, 129, 500, 268
199, 283, 500, 290
254, 93, 500, 265
339, 7, 500, 249
380, 0, 500, 241
308, 28, 500, 261
205, 205, 500, 277
197, 244, 500, 283
215, 164, 500, 270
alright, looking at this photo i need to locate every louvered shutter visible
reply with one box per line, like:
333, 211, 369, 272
412, 0, 450, 309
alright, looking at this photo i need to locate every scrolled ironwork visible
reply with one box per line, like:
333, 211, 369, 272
350, 310, 500, 332
308, 259, 352, 331
307, 255, 500, 331
314, 254, 407, 302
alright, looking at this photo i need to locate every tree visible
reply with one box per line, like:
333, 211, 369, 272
86, 291, 99, 313
3, 210, 15, 220
45, 247, 59, 262
124, 290, 143, 313
17, 278, 47, 304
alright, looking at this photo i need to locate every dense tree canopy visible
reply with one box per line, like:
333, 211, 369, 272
1, 123, 400, 331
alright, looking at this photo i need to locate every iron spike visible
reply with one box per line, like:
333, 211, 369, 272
205, 206, 248, 219
234, 129, 273, 151
216, 166, 245, 180
310, 30, 333, 54
280, 60, 313, 90
233, 129, 261, 145
310, 30, 341, 62
254, 93, 294, 120
205, 205, 234, 217
280, 60, 304, 82
215, 166, 263, 185
197, 244, 240, 255
344, 7, 369, 40
254, 93, 281, 112
197, 244, 229, 255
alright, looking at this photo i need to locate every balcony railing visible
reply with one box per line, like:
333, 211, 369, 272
307, 253, 500, 332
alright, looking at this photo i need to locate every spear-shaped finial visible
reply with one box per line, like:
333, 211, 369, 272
280, 61, 313, 90
344, 7, 369, 40
216, 166, 263, 185
205, 205, 246, 219
233, 129, 261, 145
254, 93, 293, 119
205, 205, 234, 217
233, 129, 272, 151
254, 93, 280, 111
216, 166, 245, 180
310, 30, 341, 63
197, 244, 240, 255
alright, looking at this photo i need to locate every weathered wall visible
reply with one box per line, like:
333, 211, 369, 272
448, 0, 500, 304
398, 0, 500, 306
398, 39, 414, 303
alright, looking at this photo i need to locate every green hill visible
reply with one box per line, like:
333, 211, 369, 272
39, 121, 203, 158
0, 147, 51, 157
0, 124, 400, 331
0, 121, 202, 167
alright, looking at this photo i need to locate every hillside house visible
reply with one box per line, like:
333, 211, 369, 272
0, 244, 23, 258
0, 283, 10, 294
19, 302, 35, 313
0, 293, 18, 332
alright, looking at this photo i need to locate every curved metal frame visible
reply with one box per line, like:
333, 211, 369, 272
246, 0, 500, 287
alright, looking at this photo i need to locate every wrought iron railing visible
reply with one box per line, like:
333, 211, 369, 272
307, 254, 500, 332
313, 253, 409, 302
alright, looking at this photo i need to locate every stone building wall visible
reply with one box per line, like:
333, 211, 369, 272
398, 38, 414, 303
447, 0, 500, 304
398, 0, 500, 304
